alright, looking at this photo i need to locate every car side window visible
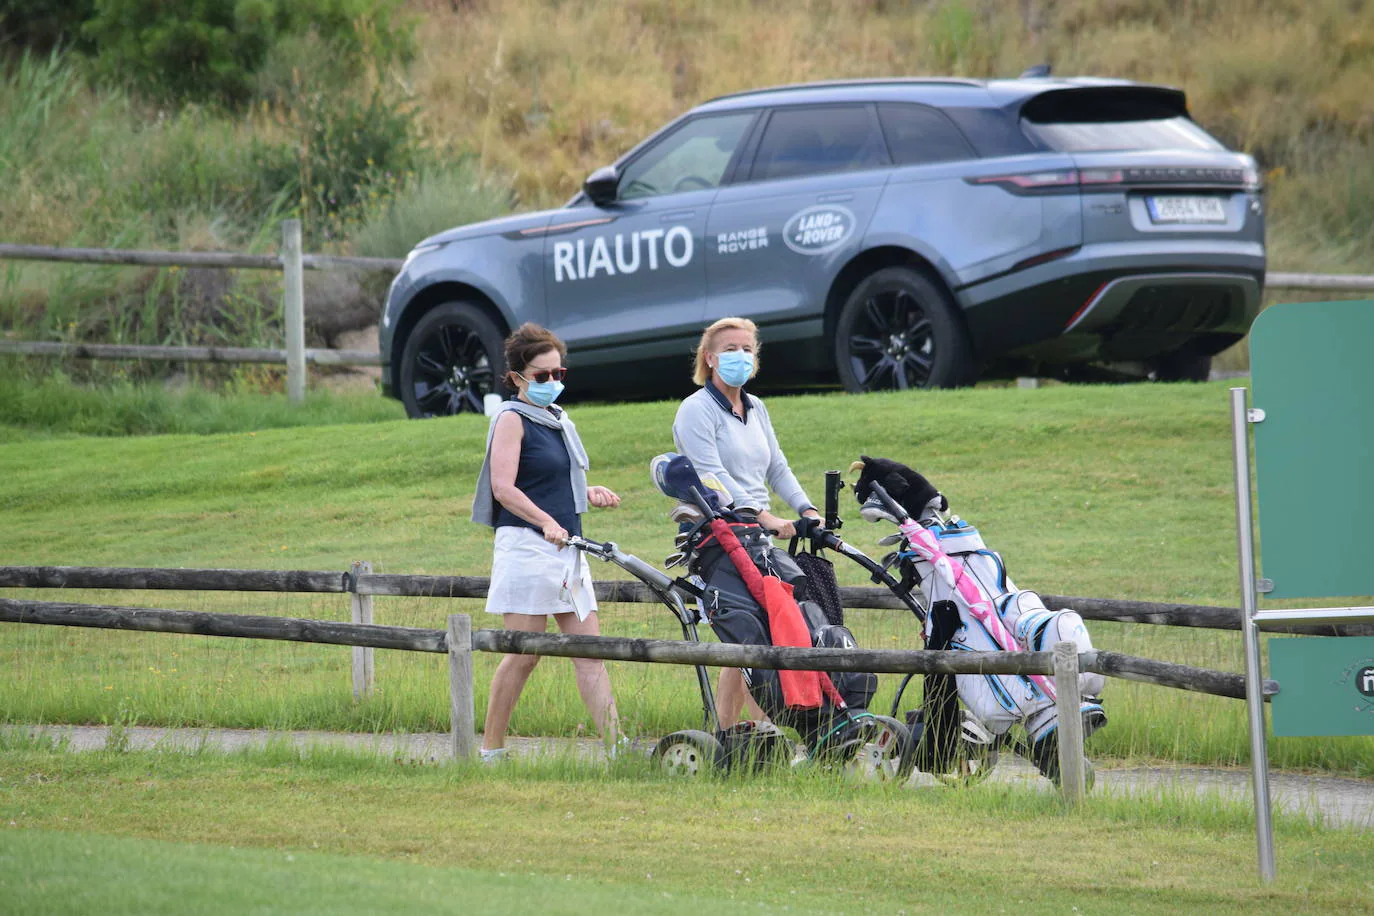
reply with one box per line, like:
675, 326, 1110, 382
618, 112, 756, 201
877, 103, 977, 166
749, 105, 889, 182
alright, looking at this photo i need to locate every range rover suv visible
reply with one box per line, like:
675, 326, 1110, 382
381, 75, 1264, 416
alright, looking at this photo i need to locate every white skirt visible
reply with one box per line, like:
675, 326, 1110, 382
485, 525, 599, 619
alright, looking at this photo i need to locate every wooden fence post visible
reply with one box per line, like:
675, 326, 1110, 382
447, 614, 476, 761
1053, 640, 1087, 805
281, 219, 305, 404
349, 561, 374, 700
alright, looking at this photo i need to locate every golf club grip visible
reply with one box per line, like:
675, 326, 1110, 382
687, 485, 716, 517
868, 481, 909, 521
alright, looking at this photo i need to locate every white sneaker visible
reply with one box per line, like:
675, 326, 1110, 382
607, 736, 634, 761
479, 747, 509, 765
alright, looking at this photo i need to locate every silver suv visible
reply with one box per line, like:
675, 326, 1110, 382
381, 76, 1264, 416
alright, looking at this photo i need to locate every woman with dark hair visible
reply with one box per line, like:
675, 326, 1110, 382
471, 323, 623, 762
673, 316, 821, 728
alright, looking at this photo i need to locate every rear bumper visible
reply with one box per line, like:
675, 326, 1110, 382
957, 240, 1264, 364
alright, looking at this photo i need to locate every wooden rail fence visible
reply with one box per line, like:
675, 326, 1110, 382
0, 593, 1282, 803
0, 225, 394, 401
1, 564, 1368, 638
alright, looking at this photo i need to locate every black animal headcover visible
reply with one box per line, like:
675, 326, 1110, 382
848, 455, 947, 518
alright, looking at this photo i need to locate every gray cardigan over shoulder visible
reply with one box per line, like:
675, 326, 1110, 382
471, 400, 589, 527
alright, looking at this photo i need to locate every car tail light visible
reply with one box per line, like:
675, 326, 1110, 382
969, 169, 1079, 193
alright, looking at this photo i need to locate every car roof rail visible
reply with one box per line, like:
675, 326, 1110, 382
1019, 64, 1053, 78
705, 77, 986, 103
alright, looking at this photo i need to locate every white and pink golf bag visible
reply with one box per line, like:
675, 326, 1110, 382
895, 516, 1106, 746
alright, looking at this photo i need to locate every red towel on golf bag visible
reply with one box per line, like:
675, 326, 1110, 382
707, 519, 845, 710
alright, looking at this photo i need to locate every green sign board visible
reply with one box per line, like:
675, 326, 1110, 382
1250, 301, 1374, 599
1269, 637, 1374, 736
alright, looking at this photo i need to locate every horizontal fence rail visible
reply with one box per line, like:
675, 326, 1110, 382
0, 341, 380, 366
1264, 271, 1374, 291
0, 243, 402, 273
3, 565, 1369, 637
0, 597, 1276, 699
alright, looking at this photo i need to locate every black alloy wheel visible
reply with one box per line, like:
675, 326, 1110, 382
398, 302, 506, 418
834, 267, 975, 392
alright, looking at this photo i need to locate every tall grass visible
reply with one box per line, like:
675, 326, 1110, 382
349, 162, 515, 257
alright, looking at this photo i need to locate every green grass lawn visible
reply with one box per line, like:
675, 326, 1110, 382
1, 741, 1371, 915
2, 381, 1371, 772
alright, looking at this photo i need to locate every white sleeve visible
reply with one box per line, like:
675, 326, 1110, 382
756, 399, 815, 515
672, 394, 750, 508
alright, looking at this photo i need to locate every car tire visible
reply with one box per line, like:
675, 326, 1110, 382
834, 267, 976, 391
1150, 349, 1212, 383
398, 302, 506, 418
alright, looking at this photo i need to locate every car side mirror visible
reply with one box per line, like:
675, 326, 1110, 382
583, 165, 620, 206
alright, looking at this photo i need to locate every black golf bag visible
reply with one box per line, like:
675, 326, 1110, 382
684, 517, 877, 754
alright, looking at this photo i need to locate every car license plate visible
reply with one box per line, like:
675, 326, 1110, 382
1146, 195, 1227, 224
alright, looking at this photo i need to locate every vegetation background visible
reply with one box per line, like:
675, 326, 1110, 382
1, 0, 1372, 384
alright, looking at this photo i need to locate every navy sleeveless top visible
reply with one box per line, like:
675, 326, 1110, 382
494, 416, 582, 536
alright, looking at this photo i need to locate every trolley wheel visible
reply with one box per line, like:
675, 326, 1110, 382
652, 730, 724, 777
718, 721, 793, 773
844, 715, 914, 783
908, 708, 1001, 787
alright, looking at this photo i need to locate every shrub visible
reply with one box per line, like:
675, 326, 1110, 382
79, 0, 413, 107
251, 87, 428, 247
0, 0, 96, 54
350, 163, 514, 258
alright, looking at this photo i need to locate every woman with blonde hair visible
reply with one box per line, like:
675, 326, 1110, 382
672, 316, 821, 727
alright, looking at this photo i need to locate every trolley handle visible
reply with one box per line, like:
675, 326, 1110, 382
566, 535, 675, 593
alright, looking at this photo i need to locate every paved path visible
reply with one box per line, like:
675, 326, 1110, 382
9, 724, 1371, 830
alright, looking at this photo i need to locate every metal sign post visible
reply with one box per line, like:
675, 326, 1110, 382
1231, 386, 1275, 881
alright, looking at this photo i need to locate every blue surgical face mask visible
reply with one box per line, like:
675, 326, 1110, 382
523, 378, 564, 408
715, 350, 755, 388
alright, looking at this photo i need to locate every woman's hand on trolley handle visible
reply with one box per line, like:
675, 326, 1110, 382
540, 519, 570, 547
757, 508, 821, 539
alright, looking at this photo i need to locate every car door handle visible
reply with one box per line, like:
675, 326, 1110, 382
660, 210, 696, 222
818, 193, 854, 203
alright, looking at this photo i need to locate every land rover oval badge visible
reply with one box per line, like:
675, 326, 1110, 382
784, 205, 855, 255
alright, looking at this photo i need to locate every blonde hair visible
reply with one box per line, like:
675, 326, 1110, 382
692, 317, 760, 386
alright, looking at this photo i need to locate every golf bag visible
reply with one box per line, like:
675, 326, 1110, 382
848, 454, 1107, 779
652, 453, 877, 753
897, 516, 1105, 745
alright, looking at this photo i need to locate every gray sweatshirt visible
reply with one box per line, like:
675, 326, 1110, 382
672, 386, 814, 515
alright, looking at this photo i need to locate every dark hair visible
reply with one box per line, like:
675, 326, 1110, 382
503, 322, 567, 378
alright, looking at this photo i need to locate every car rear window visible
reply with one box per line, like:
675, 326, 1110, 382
1023, 116, 1224, 152
1019, 86, 1226, 153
